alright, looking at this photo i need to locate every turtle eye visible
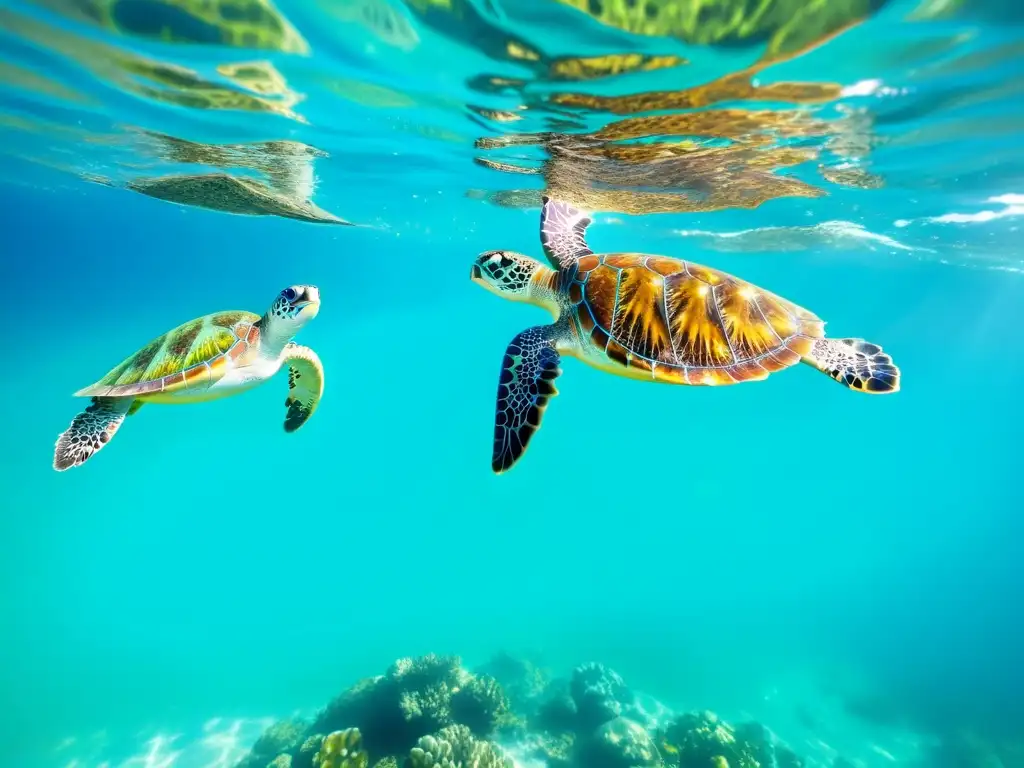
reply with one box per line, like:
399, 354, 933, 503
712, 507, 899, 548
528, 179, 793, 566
283, 288, 297, 301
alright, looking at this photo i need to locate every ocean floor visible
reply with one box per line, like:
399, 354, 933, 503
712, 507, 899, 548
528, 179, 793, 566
48, 652, 983, 768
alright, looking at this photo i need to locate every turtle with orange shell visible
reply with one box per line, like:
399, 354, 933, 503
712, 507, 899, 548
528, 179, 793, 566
54, 285, 324, 471
472, 197, 900, 473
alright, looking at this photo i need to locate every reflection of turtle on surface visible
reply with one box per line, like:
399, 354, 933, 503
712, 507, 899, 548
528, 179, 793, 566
125, 173, 351, 224
317, 0, 420, 51
0, 7, 307, 121
28, 0, 308, 52
117, 132, 351, 224
404, 0, 687, 82
118, 57, 307, 122
472, 198, 900, 473
472, 134, 825, 216
554, 0, 889, 63
134, 132, 325, 202
216, 60, 298, 99
54, 285, 324, 471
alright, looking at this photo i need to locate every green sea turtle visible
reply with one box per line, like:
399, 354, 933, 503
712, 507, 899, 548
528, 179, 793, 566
472, 198, 900, 473
54, 285, 323, 471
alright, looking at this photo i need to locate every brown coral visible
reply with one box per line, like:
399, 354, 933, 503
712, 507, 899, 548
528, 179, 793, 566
451, 675, 509, 737
312, 728, 369, 768
310, 655, 473, 757
405, 725, 511, 768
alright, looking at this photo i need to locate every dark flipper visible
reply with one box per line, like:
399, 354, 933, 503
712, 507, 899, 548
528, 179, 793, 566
804, 337, 901, 394
54, 396, 134, 471
492, 325, 562, 473
540, 196, 593, 269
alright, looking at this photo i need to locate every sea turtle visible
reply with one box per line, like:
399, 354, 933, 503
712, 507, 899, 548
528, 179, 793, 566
471, 197, 900, 473
54, 285, 323, 471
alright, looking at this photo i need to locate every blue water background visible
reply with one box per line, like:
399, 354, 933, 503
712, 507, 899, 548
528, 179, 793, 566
1, 0, 1023, 766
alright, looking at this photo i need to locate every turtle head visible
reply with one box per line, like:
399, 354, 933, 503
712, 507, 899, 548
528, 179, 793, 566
471, 250, 548, 304
264, 284, 320, 341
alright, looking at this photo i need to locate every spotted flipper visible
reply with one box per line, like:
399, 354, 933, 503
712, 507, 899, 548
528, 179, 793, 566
803, 337, 900, 394
540, 195, 593, 269
54, 397, 135, 471
492, 325, 562, 473
282, 343, 324, 432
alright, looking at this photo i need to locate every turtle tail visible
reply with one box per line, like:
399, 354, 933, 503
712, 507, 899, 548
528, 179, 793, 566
54, 397, 137, 471
802, 337, 900, 394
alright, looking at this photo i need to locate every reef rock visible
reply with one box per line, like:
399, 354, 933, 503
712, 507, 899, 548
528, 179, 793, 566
579, 716, 662, 768
657, 711, 805, 768
236, 717, 309, 768
310, 654, 508, 757
535, 678, 578, 733
475, 652, 550, 717
570, 663, 635, 729
451, 675, 510, 737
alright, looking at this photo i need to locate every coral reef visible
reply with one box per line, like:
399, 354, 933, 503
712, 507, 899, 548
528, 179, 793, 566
578, 716, 662, 768
529, 731, 575, 768
450, 675, 510, 738
406, 724, 512, 768
313, 729, 369, 768
235, 654, 514, 768
237, 717, 309, 768
535, 678, 579, 733
292, 735, 326, 768
232, 653, 820, 768
655, 712, 806, 768
657, 711, 761, 768
570, 662, 635, 730
311, 654, 469, 755
475, 651, 550, 717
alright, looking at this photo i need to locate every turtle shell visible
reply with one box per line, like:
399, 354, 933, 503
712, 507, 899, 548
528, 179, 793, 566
568, 253, 824, 385
75, 311, 262, 398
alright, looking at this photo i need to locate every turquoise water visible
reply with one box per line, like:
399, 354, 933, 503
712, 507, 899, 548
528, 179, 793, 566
1, 0, 1023, 766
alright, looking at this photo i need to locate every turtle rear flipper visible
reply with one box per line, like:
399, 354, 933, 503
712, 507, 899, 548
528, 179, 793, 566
803, 337, 900, 394
54, 397, 135, 471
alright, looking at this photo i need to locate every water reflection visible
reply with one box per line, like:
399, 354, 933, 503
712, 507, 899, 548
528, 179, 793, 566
0, 0, 1019, 232
470, 99, 887, 213
0, 8, 307, 122
26, 0, 308, 52
552, 0, 886, 61
116, 131, 350, 223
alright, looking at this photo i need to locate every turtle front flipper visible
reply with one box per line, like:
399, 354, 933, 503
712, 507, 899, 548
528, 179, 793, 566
492, 325, 563, 473
540, 196, 594, 269
803, 337, 901, 394
54, 397, 135, 471
282, 343, 324, 432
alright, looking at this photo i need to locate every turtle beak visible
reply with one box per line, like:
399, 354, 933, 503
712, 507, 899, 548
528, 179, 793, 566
302, 285, 320, 305
291, 286, 320, 316
471, 264, 482, 281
